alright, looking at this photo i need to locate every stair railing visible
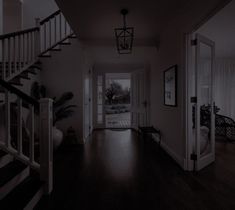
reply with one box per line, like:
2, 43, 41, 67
0, 79, 53, 194
0, 10, 74, 81
0, 27, 40, 81
0, 9, 74, 194
39, 10, 74, 55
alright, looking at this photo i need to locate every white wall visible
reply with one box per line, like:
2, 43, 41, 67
3, 0, 22, 33
194, 1, 235, 121
41, 38, 91, 144
0, 0, 58, 33
150, 0, 231, 169
197, 0, 235, 58
22, 0, 58, 29
90, 46, 158, 129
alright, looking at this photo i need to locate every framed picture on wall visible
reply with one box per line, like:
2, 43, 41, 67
164, 65, 177, 107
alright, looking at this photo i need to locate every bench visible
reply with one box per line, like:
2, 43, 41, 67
138, 126, 162, 145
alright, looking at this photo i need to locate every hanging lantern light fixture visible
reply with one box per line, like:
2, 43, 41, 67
114, 9, 134, 54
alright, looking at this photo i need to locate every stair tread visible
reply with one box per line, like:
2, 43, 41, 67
9, 82, 23, 86
0, 160, 28, 188
59, 42, 71, 45
18, 75, 30, 80
39, 55, 51, 58
50, 48, 61, 51
0, 150, 7, 158
0, 176, 43, 210
27, 69, 37, 74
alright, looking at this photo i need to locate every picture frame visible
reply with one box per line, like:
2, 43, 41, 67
164, 65, 177, 107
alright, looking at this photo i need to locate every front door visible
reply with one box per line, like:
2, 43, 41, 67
194, 34, 215, 170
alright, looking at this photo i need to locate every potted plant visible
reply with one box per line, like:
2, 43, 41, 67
52, 92, 76, 149
31, 82, 76, 149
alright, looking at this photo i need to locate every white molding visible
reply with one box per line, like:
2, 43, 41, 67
152, 135, 185, 170
0, 153, 13, 168
161, 141, 185, 169
24, 187, 44, 210
0, 166, 29, 200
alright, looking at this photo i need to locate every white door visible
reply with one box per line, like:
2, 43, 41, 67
195, 34, 215, 170
131, 69, 149, 130
94, 74, 105, 128
83, 70, 92, 140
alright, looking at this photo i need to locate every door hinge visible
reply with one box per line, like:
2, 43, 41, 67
190, 154, 197, 161
190, 97, 197, 103
191, 39, 198, 46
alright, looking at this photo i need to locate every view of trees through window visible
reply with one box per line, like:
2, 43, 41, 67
105, 79, 131, 128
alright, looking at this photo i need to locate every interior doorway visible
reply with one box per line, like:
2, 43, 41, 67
94, 68, 149, 130
105, 73, 131, 128
186, 0, 235, 171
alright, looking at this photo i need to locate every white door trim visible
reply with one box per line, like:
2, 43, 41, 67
185, 33, 215, 171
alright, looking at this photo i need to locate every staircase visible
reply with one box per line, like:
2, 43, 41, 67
0, 10, 77, 209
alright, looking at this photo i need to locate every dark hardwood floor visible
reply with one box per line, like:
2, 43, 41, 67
35, 130, 235, 210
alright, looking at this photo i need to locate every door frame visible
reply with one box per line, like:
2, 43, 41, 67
184, 0, 230, 171
83, 68, 93, 142
92, 67, 150, 130
185, 32, 216, 171
185, 33, 195, 171
195, 34, 215, 171
93, 72, 105, 129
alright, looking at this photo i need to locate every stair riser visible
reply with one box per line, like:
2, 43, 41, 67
0, 166, 29, 200
24, 187, 44, 210
0, 154, 13, 168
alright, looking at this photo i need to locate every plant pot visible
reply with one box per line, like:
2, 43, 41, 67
53, 126, 63, 150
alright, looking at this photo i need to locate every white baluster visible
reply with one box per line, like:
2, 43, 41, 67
5, 91, 10, 147
29, 105, 35, 163
13, 36, 16, 74
59, 13, 62, 41
49, 20, 52, 48
8, 38, 12, 76
17, 98, 22, 155
54, 16, 57, 44
44, 24, 47, 51
64, 17, 67, 37
18, 35, 21, 70
30, 32, 34, 62
35, 18, 41, 57
2, 39, 6, 79
22, 34, 25, 67
39, 98, 53, 194
27, 33, 30, 63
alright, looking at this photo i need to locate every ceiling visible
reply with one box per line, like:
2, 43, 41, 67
197, 0, 235, 58
55, 0, 195, 45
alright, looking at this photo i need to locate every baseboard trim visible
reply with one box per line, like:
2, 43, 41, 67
24, 187, 44, 210
161, 141, 185, 169
0, 153, 13, 168
152, 135, 185, 170
0, 166, 30, 200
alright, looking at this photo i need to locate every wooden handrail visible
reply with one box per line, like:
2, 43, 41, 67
40, 10, 61, 25
0, 79, 39, 109
0, 27, 39, 40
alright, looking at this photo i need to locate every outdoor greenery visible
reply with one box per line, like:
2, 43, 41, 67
105, 81, 130, 105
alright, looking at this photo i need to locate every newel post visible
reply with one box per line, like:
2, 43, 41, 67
35, 18, 41, 57
39, 98, 53, 194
